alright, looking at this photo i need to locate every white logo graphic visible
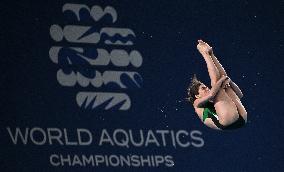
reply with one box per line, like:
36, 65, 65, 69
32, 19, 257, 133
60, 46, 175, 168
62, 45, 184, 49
49, 3, 143, 111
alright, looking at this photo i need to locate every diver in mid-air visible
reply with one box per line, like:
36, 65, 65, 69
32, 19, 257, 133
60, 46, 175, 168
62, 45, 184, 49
187, 40, 247, 130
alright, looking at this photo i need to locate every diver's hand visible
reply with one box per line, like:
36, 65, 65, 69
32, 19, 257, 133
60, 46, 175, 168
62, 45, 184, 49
222, 76, 231, 89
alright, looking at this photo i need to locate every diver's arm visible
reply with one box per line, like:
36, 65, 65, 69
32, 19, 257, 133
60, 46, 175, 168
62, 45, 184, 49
222, 77, 244, 99
194, 76, 227, 108
229, 80, 243, 98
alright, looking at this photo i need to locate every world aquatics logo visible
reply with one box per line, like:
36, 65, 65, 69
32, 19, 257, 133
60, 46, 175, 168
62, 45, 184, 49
49, 3, 143, 111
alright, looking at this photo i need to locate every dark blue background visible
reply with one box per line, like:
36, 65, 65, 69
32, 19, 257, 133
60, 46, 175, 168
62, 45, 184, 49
1, 0, 283, 171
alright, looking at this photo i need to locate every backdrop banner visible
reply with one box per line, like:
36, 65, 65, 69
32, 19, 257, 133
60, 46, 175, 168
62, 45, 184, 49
1, 0, 283, 172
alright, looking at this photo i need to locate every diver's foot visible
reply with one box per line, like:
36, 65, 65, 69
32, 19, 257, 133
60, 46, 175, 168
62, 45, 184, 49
197, 40, 213, 56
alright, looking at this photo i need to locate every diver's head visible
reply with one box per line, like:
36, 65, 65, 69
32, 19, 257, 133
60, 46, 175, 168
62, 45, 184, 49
187, 75, 209, 104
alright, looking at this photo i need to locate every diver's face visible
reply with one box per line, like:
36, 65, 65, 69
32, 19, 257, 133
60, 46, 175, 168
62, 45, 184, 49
197, 84, 210, 98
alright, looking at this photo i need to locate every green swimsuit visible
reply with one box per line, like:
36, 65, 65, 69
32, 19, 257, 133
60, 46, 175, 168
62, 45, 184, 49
202, 102, 245, 130
202, 102, 219, 122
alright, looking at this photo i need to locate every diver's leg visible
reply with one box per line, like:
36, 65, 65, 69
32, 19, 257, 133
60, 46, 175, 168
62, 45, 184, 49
198, 40, 239, 126
197, 40, 220, 86
210, 53, 227, 76
210, 48, 244, 98
225, 87, 247, 122
205, 42, 247, 121
212, 54, 247, 121
198, 40, 228, 76
213, 87, 239, 126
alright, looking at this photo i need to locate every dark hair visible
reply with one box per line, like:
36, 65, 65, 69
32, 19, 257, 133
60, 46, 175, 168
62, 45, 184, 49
187, 74, 202, 104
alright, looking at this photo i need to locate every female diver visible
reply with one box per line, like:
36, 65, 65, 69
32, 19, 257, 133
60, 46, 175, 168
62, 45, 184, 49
187, 40, 247, 130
